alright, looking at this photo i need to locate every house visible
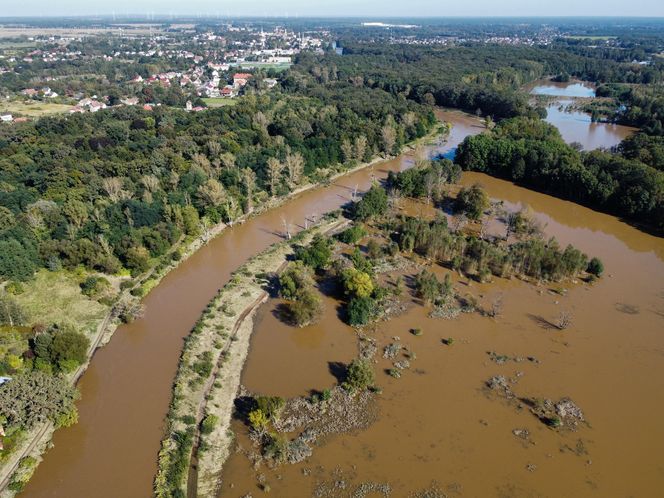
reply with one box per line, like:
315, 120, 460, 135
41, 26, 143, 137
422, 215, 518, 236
143, 104, 153, 111
220, 86, 235, 97
233, 73, 253, 89
0, 114, 13, 123
131, 75, 144, 83
21, 88, 39, 97
264, 78, 278, 89
120, 97, 139, 106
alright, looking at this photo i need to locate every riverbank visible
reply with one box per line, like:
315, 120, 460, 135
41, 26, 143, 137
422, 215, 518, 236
154, 215, 349, 497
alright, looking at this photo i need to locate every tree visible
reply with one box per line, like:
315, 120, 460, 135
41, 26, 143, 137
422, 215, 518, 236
354, 135, 368, 162
0, 291, 26, 327
342, 268, 374, 299
279, 261, 316, 300
587, 257, 604, 277
0, 372, 79, 429
456, 183, 490, 221
242, 168, 257, 213
196, 178, 227, 208
343, 358, 374, 391
288, 288, 323, 327
353, 185, 388, 221
267, 157, 283, 196
294, 234, 332, 270
341, 138, 354, 163
125, 246, 150, 273
346, 296, 376, 326
381, 124, 397, 155
49, 329, 90, 371
285, 151, 305, 189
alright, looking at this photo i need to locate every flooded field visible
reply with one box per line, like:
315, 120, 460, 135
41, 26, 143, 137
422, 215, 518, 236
220, 172, 664, 497
20, 110, 480, 498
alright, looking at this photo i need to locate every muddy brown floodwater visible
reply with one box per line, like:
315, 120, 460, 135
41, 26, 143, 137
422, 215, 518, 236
220, 178, 664, 495
21, 110, 480, 498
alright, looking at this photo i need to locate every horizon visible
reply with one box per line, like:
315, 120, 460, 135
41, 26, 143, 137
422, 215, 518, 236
2, 0, 664, 19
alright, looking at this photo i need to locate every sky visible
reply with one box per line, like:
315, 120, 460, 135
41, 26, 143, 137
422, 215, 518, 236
2, 0, 664, 18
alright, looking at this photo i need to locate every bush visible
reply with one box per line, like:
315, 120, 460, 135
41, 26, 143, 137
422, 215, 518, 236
337, 225, 367, 245
248, 409, 269, 430
255, 396, 285, 420
587, 257, 604, 277
279, 261, 316, 301
346, 296, 377, 326
80, 276, 111, 298
294, 234, 332, 270
343, 358, 375, 391
200, 414, 218, 435
342, 267, 374, 299
287, 288, 323, 327
48, 328, 90, 371
455, 183, 490, 220
353, 184, 388, 221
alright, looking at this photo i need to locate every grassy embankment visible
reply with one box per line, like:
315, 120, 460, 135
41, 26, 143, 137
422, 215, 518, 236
154, 215, 348, 498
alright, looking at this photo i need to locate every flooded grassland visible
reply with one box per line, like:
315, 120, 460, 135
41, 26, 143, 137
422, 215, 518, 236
220, 174, 664, 497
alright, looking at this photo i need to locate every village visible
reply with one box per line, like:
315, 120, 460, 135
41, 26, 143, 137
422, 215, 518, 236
0, 23, 328, 122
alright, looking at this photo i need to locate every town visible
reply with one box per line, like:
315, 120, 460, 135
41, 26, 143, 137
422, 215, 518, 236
0, 22, 327, 122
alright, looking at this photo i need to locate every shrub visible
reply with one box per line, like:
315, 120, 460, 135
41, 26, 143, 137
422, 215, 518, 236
353, 184, 388, 221
346, 296, 377, 326
48, 328, 90, 371
287, 288, 323, 327
248, 409, 269, 430
80, 276, 111, 298
342, 268, 374, 299
455, 183, 489, 220
587, 257, 604, 277
337, 225, 367, 245
343, 358, 375, 391
263, 432, 289, 463
279, 261, 316, 301
255, 396, 285, 420
200, 414, 218, 435
294, 234, 332, 270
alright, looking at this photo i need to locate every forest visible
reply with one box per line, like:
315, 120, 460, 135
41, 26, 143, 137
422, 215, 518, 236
0, 83, 434, 283
454, 117, 664, 230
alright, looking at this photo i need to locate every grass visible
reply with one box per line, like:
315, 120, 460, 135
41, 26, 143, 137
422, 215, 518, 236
229, 61, 291, 71
0, 101, 73, 117
14, 270, 108, 335
201, 98, 238, 108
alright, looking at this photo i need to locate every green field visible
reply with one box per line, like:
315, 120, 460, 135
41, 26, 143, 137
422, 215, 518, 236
229, 61, 291, 71
564, 35, 617, 41
202, 98, 238, 108
14, 271, 108, 336
0, 100, 73, 117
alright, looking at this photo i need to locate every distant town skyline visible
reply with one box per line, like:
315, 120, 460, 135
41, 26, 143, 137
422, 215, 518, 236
3, 0, 664, 18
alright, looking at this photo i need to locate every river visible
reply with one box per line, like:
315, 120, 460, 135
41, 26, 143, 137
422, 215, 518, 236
528, 79, 636, 150
20, 110, 481, 498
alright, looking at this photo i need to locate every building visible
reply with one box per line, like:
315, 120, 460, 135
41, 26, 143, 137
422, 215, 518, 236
233, 73, 253, 89
0, 114, 13, 123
